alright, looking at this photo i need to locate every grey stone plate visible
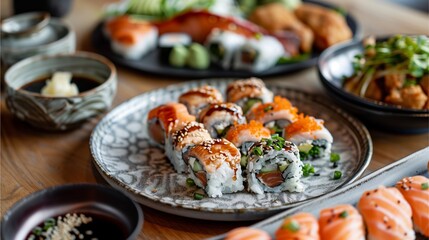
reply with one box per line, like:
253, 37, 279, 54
90, 79, 372, 221
210, 147, 428, 239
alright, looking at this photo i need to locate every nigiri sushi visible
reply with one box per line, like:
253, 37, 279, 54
105, 16, 158, 59
246, 96, 298, 135
147, 103, 195, 146
396, 176, 429, 237
225, 227, 271, 240
358, 186, 415, 240
319, 204, 365, 240
178, 85, 223, 117
185, 139, 244, 197
226, 78, 274, 114
224, 121, 271, 168
165, 121, 212, 173
247, 136, 304, 194
284, 115, 333, 160
275, 212, 319, 240
199, 103, 246, 138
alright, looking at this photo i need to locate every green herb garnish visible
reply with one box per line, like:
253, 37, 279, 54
32, 227, 43, 236
302, 163, 315, 177
264, 105, 273, 112
339, 210, 348, 218
333, 170, 342, 180
253, 146, 263, 156
283, 220, 300, 232
299, 152, 309, 161
194, 192, 204, 200
330, 153, 340, 163
308, 146, 320, 157
277, 53, 310, 64
422, 182, 429, 190
186, 178, 195, 187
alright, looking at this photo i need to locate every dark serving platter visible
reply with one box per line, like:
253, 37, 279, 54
91, 0, 361, 79
317, 36, 429, 133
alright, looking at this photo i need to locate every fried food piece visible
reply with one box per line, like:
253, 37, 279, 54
420, 75, 429, 95
249, 3, 314, 52
295, 3, 352, 49
385, 73, 405, 90
400, 85, 428, 109
365, 79, 383, 101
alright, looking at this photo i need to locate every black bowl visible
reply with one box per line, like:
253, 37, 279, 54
1, 184, 143, 240
317, 37, 429, 133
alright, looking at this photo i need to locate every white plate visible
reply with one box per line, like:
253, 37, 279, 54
210, 147, 429, 238
90, 79, 372, 221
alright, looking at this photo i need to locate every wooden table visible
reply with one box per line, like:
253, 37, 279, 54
1, 0, 428, 239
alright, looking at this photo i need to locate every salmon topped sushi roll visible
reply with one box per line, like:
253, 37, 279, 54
186, 139, 244, 197
246, 96, 298, 135
147, 103, 195, 146
178, 85, 223, 117
358, 186, 415, 240
105, 16, 158, 59
199, 103, 246, 138
319, 204, 365, 240
275, 212, 319, 240
165, 122, 212, 173
226, 78, 273, 114
225, 227, 271, 240
284, 115, 333, 160
224, 121, 271, 168
396, 176, 429, 237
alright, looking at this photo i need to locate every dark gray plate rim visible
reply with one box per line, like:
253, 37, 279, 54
91, 0, 362, 79
89, 79, 372, 220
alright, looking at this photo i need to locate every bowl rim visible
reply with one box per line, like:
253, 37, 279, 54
4, 51, 117, 99
317, 34, 429, 114
1, 12, 51, 36
1, 17, 74, 51
1, 183, 144, 240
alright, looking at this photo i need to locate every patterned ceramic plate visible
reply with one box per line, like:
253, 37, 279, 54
210, 147, 429, 239
90, 79, 372, 221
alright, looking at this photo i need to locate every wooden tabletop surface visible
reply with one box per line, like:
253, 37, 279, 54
1, 0, 428, 239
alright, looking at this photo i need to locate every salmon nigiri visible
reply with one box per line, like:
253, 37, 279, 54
319, 204, 365, 240
275, 212, 319, 240
358, 186, 415, 240
225, 227, 271, 240
396, 176, 429, 237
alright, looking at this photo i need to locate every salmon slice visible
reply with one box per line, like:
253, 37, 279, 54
224, 121, 271, 148
225, 227, 270, 240
358, 186, 414, 240
276, 212, 319, 240
257, 171, 284, 188
106, 16, 153, 45
319, 204, 364, 240
246, 96, 298, 124
396, 176, 429, 237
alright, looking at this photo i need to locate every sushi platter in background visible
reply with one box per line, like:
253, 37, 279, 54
214, 147, 429, 240
90, 78, 372, 221
91, 0, 361, 78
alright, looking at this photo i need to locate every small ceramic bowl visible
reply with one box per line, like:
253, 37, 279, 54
5, 52, 117, 130
1, 183, 143, 240
1, 12, 75, 67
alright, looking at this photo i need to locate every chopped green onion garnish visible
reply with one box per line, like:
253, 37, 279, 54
330, 153, 340, 162
253, 146, 263, 156
422, 182, 429, 190
339, 210, 348, 218
186, 178, 195, 187
283, 220, 300, 232
299, 152, 308, 161
302, 163, 315, 177
264, 105, 273, 112
194, 192, 204, 200
32, 227, 43, 236
333, 170, 342, 180
308, 146, 320, 157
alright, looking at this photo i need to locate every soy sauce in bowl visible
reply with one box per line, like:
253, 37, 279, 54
21, 75, 101, 94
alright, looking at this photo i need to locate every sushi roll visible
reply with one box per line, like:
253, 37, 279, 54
178, 85, 224, 117
226, 78, 274, 114
396, 176, 429, 237
147, 103, 195, 146
158, 33, 192, 64
199, 103, 246, 138
246, 96, 298, 135
225, 227, 271, 240
358, 186, 415, 240
275, 212, 320, 240
224, 120, 271, 168
165, 121, 212, 173
246, 135, 304, 194
283, 115, 333, 160
205, 28, 247, 69
233, 35, 285, 72
319, 204, 365, 240
185, 139, 244, 197
105, 16, 158, 60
